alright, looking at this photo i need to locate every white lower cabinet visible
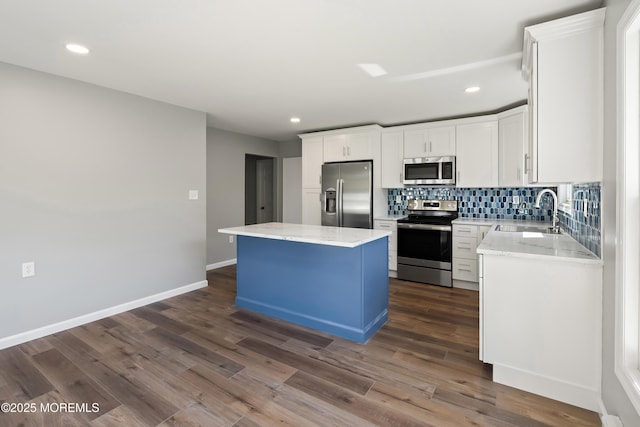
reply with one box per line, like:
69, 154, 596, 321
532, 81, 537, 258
480, 254, 602, 411
452, 223, 491, 283
452, 257, 478, 282
374, 219, 397, 271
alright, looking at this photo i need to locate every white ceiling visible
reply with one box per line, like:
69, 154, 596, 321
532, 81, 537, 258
0, 0, 602, 142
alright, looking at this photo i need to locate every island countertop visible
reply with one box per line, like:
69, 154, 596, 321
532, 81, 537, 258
218, 222, 391, 248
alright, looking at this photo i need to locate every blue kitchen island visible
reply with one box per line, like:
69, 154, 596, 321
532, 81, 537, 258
218, 222, 390, 343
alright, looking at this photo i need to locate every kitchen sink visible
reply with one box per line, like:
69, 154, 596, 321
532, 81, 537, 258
495, 224, 561, 234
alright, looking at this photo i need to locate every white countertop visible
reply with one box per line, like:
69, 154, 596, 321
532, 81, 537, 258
452, 218, 497, 226
374, 214, 406, 221
218, 222, 391, 248
477, 224, 601, 265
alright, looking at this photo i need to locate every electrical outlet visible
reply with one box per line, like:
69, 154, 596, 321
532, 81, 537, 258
22, 261, 35, 278
188, 190, 199, 200
228, 235, 234, 243
512, 195, 520, 205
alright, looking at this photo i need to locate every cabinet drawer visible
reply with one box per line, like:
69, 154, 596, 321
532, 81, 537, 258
453, 224, 478, 238
453, 236, 478, 260
374, 220, 397, 250
453, 258, 479, 282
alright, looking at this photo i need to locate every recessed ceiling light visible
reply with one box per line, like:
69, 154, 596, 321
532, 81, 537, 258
290, 117, 301, 124
357, 63, 387, 78
65, 43, 90, 55
465, 86, 480, 93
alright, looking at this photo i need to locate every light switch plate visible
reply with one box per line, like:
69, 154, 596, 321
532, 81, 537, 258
189, 190, 199, 200
512, 196, 520, 205
22, 261, 35, 278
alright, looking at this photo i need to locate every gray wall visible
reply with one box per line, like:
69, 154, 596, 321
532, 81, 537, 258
0, 62, 207, 341
602, 0, 640, 425
279, 139, 302, 158
206, 127, 280, 265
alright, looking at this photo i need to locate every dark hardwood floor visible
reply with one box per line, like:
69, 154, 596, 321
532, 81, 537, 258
0, 266, 600, 426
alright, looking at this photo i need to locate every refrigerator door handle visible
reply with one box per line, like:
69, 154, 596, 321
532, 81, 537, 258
322, 190, 327, 213
337, 179, 343, 227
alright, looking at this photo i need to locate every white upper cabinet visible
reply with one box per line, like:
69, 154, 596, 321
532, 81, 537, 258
403, 126, 455, 158
498, 107, 527, 187
301, 136, 323, 189
380, 131, 404, 188
323, 131, 374, 162
456, 121, 499, 188
522, 8, 604, 184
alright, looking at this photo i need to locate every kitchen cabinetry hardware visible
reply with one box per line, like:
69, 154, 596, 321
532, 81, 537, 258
397, 223, 451, 232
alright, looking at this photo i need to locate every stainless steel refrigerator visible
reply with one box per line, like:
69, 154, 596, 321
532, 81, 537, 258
321, 161, 373, 229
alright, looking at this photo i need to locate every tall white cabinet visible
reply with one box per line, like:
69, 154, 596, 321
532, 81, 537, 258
299, 126, 384, 226
523, 8, 604, 184
301, 136, 323, 225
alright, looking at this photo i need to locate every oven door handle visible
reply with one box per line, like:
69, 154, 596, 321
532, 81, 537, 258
397, 223, 451, 232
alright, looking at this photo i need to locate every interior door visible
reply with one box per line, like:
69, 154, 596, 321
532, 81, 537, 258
256, 158, 274, 223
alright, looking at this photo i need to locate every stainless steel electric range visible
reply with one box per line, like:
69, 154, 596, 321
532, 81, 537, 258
397, 199, 458, 287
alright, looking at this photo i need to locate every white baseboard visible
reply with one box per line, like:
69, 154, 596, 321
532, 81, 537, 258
0, 279, 208, 351
206, 259, 237, 271
388, 270, 397, 278
453, 279, 479, 291
600, 399, 624, 427
493, 364, 600, 412
601, 415, 624, 427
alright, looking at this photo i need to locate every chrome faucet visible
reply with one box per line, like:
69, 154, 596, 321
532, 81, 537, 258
534, 189, 559, 233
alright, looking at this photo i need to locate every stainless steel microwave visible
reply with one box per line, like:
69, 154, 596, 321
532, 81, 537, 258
403, 156, 456, 185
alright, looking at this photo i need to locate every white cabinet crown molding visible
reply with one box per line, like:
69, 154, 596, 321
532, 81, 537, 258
496, 104, 528, 120
298, 124, 382, 138
522, 8, 606, 79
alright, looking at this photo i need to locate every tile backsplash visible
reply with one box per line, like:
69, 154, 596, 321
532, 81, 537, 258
387, 187, 557, 221
557, 183, 601, 257
387, 184, 602, 257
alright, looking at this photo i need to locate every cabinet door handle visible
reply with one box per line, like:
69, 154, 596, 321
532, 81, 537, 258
429, 141, 433, 152
524, 154, 529, 174
458, 268, 472, 272
347, 146, 350, 156
424, 142, 427, 153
